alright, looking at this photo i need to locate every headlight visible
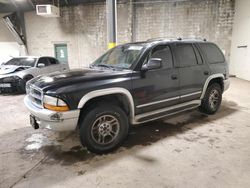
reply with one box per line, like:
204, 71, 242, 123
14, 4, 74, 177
43, 95, 69, 112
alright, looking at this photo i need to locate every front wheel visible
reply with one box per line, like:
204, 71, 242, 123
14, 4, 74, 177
79, 103, 129, 154
199, 83, 222, 114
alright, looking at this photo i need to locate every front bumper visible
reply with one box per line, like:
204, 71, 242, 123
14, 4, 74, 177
24, 95, 80, 131
0, 77, 25, 93
223, 79, 230, 92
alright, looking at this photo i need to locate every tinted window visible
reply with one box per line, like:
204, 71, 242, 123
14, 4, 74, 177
193, 45, 203, 65
38, 58, 50, 66
151, 45, 173, 69
200, 43, 225, 64
48, 58, 58, 65
176, 44, 197, 67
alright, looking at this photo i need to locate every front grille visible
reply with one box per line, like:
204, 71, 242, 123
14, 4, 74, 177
28, 85, 43, 108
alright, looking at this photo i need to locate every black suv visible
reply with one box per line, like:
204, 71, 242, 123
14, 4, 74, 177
24, 38, 230, 154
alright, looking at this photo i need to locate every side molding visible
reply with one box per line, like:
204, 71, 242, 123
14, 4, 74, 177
200, 73, 224, 99
77, 87, 135, 121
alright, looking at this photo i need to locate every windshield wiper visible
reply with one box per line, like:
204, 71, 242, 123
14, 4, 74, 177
91, 63, 114, 69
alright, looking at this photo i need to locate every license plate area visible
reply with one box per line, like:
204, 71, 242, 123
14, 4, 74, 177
0, 83, 11, 88
30, 115, 39, 129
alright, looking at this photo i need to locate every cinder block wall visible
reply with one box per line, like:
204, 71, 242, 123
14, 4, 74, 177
134, 0, 235, 61
25, 2, 132, 68
25, 0, 235, 68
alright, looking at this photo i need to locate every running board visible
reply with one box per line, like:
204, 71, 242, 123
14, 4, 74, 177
132, 100, 201, 124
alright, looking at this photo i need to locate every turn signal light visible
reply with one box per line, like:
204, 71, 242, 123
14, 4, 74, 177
44, 103, 69, 112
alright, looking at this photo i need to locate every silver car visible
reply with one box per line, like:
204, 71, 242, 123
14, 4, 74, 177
0, 56, 69, 93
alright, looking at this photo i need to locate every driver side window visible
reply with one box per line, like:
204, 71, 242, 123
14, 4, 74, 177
151, 45, 173, 69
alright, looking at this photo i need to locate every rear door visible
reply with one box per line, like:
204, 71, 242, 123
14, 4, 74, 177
174, 43, 210, 103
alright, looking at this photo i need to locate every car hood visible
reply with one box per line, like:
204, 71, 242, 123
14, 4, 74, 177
0, 65, 30, 75
28, 68, 133, 92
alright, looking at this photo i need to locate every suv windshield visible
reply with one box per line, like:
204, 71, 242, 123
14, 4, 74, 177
5, 58, 37, 67
91, 45, 144, 69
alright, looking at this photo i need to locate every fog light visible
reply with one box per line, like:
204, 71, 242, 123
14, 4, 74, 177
50, 113, 62, 121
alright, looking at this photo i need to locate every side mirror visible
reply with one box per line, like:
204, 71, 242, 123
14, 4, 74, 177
142, 58, 162, 71
37, 63, 45, 68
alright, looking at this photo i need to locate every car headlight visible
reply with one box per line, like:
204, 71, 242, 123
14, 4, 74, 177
43, 95, 69, 112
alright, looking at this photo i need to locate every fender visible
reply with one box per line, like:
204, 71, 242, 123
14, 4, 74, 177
77, 87, 135, 121
200, 73, 224, 99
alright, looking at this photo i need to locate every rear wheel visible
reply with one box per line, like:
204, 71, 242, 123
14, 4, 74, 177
79, 103, 129, 154
200, 83, 222, 114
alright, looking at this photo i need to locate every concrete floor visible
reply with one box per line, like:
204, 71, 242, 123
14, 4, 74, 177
0, 77, 250, 188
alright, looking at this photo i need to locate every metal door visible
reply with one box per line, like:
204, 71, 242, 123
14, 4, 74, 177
55, 44, 68, 64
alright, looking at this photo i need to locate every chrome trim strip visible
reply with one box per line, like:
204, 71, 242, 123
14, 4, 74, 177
200, 74, 224, 99
134, 105, 200, 124
136, 91, 202, 109
136, 96, 179, 108
132, 100, 201, 124
180, 91, 202, 98
77, 87, 135, 123
29, 84, 44, 108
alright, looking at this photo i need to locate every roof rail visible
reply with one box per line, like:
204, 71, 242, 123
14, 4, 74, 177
146, 37, 176, 42
147, 37, 207, 42
179, 37, 207, 41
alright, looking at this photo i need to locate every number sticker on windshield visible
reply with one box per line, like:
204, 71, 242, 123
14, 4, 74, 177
128, 46, 143, 51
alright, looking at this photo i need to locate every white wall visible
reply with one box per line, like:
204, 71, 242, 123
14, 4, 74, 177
0, 42, 22, 64
0, 15, 26, 64
230, 0, 250, 81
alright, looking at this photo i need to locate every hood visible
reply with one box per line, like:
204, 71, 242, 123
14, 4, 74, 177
28, 68, 132, 91
0, 65, 30, 75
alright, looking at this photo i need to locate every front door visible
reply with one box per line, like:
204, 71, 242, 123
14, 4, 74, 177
55, 44, 68, 64
132, 44, 180, 114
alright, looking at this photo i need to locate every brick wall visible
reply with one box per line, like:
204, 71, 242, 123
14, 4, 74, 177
24, 0, 235, 68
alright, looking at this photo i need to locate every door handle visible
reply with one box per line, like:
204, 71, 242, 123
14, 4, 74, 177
171, 74, 178, 80
204, 71, 209, 75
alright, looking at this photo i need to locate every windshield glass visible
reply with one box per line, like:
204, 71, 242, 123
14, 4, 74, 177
91, 45, 144, 69
4, 58, 37, 67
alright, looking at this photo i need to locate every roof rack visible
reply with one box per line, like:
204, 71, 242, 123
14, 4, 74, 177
146, 37, 176, 42
147, 37, 207, 42
178, 37, 207, 41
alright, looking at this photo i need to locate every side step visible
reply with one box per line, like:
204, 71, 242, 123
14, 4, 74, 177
133, 100, 201, 124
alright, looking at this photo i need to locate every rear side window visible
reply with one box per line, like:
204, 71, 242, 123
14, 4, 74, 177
200, 43, 225, 64
151, 45, 173, 69
176, 44, 197, 67
193, 45, 203, 65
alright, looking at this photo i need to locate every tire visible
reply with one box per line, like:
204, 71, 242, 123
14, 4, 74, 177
79, 103, 129, 154
199, 83, 222, 115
